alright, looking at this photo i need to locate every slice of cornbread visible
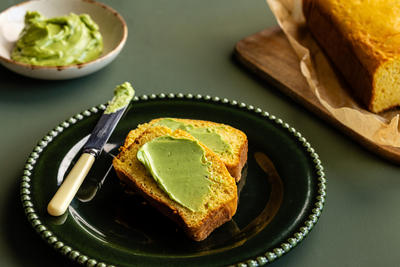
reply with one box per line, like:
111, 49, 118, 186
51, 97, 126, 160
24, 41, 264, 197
303, 0, 400, 113
113, 125, 238, 241
122, 118, 248, 182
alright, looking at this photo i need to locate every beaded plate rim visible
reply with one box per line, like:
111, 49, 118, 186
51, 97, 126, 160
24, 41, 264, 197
20, 93, 326, 267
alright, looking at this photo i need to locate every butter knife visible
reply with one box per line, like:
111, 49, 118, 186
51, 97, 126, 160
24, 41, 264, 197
47, 82, 135, 216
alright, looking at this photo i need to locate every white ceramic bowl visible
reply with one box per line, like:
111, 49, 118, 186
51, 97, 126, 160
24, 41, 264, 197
0, 0, 127, 80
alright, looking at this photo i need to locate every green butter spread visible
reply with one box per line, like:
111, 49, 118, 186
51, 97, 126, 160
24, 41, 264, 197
154, 118, 231, 153
11, 11, 103, 66
137, 135, 213, 212
104, 82, 135, 114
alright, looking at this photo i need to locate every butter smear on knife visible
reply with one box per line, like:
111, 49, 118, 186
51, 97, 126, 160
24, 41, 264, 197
105, 82, 135, 114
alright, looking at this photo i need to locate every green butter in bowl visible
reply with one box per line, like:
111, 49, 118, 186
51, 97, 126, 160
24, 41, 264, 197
11, 11, 103, 66
0, 0, 127, 80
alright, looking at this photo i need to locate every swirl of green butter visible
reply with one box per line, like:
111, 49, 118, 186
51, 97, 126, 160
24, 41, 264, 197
137, 135, 213, 212
104, 82, 135, 114
11, 11, 103, 66
154, 118, 231, 154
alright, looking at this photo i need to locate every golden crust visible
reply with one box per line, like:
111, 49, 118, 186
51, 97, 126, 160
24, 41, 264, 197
115, 167, 238, 241
303, 0, 400, 113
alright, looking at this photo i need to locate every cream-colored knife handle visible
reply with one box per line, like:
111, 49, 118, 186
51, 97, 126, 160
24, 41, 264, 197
47, 153, 96, 216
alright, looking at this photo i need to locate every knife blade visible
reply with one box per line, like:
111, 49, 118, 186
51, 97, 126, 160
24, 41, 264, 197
47, 82, 135, 216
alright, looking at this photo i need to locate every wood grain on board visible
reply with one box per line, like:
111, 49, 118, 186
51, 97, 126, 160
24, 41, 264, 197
234, 25, 400, 165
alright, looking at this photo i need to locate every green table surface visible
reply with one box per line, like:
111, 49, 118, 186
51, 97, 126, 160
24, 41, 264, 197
1, 1, 400, 267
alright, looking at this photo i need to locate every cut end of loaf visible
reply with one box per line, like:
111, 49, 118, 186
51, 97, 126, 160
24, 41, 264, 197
372, 59, 400, 113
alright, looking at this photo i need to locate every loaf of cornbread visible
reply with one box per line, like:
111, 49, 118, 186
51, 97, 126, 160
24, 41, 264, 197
122, 118, 248, 182
113, 125, 238, 241
303, 0, 400, 113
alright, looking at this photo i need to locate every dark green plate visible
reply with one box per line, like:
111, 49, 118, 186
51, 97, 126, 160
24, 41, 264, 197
20, 93, 326, 267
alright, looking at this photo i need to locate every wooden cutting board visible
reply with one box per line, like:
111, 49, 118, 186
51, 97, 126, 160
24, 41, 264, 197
234, 25, 400, 165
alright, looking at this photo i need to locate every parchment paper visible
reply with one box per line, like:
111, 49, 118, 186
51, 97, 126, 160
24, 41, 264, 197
266, 0, 400, 147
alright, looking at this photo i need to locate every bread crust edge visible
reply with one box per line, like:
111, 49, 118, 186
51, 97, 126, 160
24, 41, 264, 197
113, 168, 238, 241
302, 0, 376, 111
